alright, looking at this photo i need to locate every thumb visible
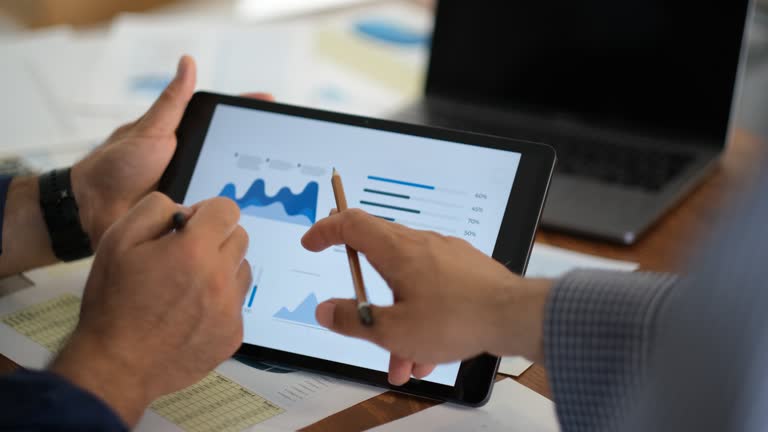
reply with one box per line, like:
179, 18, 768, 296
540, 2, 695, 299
316, 299, 394, 346
138, 55, 197, 135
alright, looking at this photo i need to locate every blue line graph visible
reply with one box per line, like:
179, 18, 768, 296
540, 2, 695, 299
273, 293, 322, 328
219, 179, 319, 227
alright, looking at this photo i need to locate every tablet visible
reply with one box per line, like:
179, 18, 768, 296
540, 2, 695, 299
159, 92, 555, 406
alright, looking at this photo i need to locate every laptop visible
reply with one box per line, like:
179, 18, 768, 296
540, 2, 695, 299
394, 1, 754, 244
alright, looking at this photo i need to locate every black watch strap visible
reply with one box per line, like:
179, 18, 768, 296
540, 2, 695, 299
39, 169, 93, 262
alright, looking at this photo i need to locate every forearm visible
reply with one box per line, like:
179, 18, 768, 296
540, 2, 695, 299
543, 269, 677, 432
0, 176, 57, 277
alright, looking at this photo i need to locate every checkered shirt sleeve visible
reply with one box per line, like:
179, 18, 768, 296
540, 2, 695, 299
544, 270, 677, 432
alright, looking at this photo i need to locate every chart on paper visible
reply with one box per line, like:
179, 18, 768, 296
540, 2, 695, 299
0, 293, 80, 352
1, 294, 285, 432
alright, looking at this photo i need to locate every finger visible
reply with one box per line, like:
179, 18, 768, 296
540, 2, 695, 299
302, 209, 399, 264
411, 363, 437, 380
186, 197, 241, 244
109, 192, 181, 247
221, 225, 250, 266
315, 298, 396, 345
235, 260, 253, 298
240, 92, 275, 102
388, 355, 414, 386
138, 55, 197, 135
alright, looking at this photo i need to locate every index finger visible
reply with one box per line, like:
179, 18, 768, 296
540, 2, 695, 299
301, 209, 403, 265
107, 192, 185, 248
185, 197, 241, 244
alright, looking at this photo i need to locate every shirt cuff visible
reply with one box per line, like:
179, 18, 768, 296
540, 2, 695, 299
0, 368, 129, 431
543, 269, 676, 432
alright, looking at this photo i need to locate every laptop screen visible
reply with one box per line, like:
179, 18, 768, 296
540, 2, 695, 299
426, 1, 751, 145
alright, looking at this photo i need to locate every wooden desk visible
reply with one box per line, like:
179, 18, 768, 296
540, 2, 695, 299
0, 129, 763, 431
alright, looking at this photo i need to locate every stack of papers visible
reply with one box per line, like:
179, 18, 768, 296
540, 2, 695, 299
0, 3, 432, 172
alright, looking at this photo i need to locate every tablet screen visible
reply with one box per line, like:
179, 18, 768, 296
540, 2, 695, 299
183, 104, 522, 386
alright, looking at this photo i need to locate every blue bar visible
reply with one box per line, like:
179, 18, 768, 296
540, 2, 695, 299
360, 200, 421, 214
247, 285, 258, 308
368, 176, 435, 190
364, 188, 410, 199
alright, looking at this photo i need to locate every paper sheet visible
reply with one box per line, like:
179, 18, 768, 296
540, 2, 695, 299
78, 18, 309, 118
78, 9, 420, 120
526, 243, 639, 278
497, 244, 639, 377
0, 27, 122, 157
236, 0, 377, 22
1, 293, 80, 352
150, 372, 285, 432
0, 262, 383, 431
313, 3, 432, 99
1, 292, 286, 431
0, 31, 78, 154
368, 378, 560, 432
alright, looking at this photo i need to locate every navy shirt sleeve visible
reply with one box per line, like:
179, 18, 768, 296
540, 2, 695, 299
0, 175, 13, 255
0, 369, 128, 431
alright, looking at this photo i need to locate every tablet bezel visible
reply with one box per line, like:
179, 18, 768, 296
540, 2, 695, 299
159, 92, 555, 406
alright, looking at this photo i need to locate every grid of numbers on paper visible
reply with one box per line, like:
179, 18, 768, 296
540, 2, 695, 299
1, 294, 80, 352
151, 372, 285, 432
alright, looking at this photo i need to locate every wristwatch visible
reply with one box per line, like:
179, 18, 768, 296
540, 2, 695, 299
38, 168, 93, 261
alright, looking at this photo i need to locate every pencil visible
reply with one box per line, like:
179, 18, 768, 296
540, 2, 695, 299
330, 168, 374, 327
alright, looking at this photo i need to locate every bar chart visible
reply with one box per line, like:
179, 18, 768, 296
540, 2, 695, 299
244, 267, 264, 311
359, 175, 488, 240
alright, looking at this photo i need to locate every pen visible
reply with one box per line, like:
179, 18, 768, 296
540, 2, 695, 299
172, 211, 187, 231
330, 168, 374, 327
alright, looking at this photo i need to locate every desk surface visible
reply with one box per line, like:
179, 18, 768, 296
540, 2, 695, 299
0, 129, 763, 431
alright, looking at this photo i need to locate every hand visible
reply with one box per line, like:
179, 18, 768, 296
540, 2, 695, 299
51, 193, 251, 426
301, 209, 552, 385
71, 56, 273, 247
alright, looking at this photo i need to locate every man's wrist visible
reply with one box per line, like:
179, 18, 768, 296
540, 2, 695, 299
488, 275, 552, 362
0, 176, 58, 276
50, 332, 154, 427
69, 163, 97, 245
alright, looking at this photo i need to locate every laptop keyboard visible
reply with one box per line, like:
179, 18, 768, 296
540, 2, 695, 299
422, 108, 694, 192
549, 139, 694, 192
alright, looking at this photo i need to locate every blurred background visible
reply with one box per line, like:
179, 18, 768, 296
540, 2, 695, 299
0, 0, 764, 174
0, 0, 436, 172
